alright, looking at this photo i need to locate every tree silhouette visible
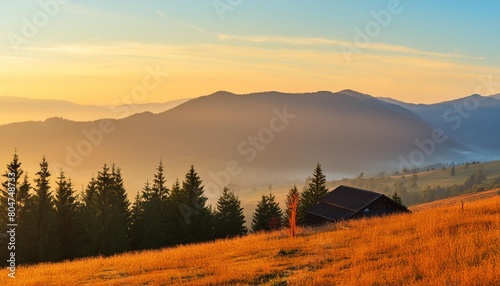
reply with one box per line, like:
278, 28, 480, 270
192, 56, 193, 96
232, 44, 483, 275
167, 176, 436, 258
300, 163, 328, 222
54, 170, 81, 260
1, 152, 27, 262
27, 156, 60, 262
251, 192, 283, 232
129, 191, 144, 250
136, 164, 170, 249
181, 166, 213, 242
166, 179, 190, 244
214, 187, 247, 239
83, 164, 130, 256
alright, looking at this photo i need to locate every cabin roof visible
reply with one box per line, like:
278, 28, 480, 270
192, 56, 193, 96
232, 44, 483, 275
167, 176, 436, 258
306, 202, 357, 220
305, 185, 409, 222
318, 185, 383, 212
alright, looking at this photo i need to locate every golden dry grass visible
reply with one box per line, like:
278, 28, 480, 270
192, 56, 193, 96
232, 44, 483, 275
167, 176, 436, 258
2, 195, 499, 285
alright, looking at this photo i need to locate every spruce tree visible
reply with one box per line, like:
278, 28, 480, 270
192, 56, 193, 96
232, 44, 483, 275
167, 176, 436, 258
142, 161, 170, 249
54, 171, 80, 260
214, 187, 247, 239
16, 173, 32, 264
166, 179, 189, 244
181, 166, 212, 242
0, 152, 25, 263
109, 166, 131, 252
301, 163, 328, 220
81, 175, 100, 256
17, 173, 32, 213
84, 164, 130, 256
140, 178, 168, 249
153, 160, 169, 205
251, 192, 283, 232
28, 156, 60, 262
1, 152, 24, 215
129, 191, 144, 251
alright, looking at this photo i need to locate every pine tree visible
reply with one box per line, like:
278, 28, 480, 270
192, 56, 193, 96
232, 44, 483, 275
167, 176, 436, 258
129, 191, 144, 251
139, 179, 166, 249
81, 175, 100, 256
109, 166, 131, 252
166, 179, 189, 244
153, 160, 169, 205
144, 161, 170, 248
16, 173, 32, 264
300, 163, 328, 222
450, 165, 456, 176
285, 186, 300, 237
0, 152, 25, 263
54, 171, 80, 260
214, 187, 247, 239
17, 173, 32, 213
83, 164, 130, 256
180, 166, 212, 242
27, 156, 60, 262
251, 192, 283, 232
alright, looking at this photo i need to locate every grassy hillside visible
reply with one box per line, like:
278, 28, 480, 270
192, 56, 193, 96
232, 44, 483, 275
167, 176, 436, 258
324, 160, 500, 206
412, 161, 500, 189
237, 160, 500, 221
3, 193, 499, 285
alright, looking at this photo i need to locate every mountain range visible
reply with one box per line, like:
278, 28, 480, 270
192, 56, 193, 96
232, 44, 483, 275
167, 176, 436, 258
3, 89, 494, 200
378, 94, 500, 156
0, 96, 191, 125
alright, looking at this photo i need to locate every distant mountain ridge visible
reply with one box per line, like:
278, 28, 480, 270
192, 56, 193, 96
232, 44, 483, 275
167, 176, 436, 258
0, 96, 191, 125
378, 94, 500, 158
0, 90, 474, 198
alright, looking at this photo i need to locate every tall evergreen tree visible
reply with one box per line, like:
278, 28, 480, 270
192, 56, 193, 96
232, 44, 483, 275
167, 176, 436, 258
214, 187, 247, 239
81, 175, 100, 256
83, 164, 130, 256
166, 179, 189, 244
17, 173, 32, 213
109, 166, 131, 252
129, 191, 144, 251
300, 163, 328, 222
139, 178, 168, 249
0, 152, 25, 263
251, 192, 283, 232
180, 166, 212, 242
142, 160, 170, 249
54, 171, 80, 260
16, 173, 33, 264
27, 156, 60, 262
152, 160, 169, 205
1, 152, 24, 215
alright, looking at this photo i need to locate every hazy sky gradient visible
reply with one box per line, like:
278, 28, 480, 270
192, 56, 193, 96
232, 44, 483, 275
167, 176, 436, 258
0, 0, 499, 104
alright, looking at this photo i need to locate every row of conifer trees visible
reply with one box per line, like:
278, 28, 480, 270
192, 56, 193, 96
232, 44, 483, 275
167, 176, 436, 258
0, 152, 329, 265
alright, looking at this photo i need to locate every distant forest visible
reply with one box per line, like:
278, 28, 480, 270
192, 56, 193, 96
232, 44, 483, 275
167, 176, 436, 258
330, 164, 500, 206
1, 152, 499, 265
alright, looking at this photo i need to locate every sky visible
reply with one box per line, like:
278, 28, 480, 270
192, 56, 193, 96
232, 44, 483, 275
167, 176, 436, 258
0, 0, 499, 105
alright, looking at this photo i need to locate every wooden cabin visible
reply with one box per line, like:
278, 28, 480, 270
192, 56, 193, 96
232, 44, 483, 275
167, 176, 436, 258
305, 185, 410, 225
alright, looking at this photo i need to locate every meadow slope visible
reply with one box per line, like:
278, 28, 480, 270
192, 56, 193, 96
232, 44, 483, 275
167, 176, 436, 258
2, 195, 499, 285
